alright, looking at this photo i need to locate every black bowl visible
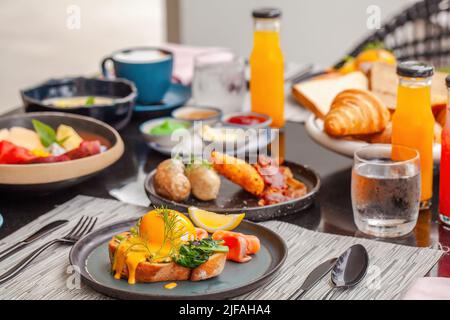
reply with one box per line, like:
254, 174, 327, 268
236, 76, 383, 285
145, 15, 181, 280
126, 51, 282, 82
21, 77, 137, 130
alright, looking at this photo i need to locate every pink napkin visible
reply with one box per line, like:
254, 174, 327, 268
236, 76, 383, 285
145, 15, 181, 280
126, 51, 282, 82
403, 277, 450, 300
160, 43, 228, 85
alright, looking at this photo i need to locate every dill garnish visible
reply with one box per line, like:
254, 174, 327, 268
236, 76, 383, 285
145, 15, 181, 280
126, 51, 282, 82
156, 207, 185, 256
185, 156, 212, 171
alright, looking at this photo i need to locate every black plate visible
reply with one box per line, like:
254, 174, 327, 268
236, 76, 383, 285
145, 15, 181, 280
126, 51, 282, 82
145, 161, 320, 222
21, 77, 137, 130
69, 218, 287, 300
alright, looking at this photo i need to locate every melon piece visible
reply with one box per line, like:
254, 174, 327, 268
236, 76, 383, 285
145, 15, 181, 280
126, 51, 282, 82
56, 125, 83, 151
6, 127, 44, 151
0, 129, 9, 141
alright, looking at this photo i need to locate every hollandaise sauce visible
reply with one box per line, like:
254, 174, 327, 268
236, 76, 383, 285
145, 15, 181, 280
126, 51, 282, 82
112, 237, 150, 285
111, 209, 196, 285
164, 282, 178, 289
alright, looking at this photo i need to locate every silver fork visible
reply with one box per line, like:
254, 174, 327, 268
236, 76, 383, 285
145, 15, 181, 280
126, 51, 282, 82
0, 216, 97, 284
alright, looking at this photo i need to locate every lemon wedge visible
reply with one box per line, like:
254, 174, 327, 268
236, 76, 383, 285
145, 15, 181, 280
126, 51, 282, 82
188, 207, 245, 233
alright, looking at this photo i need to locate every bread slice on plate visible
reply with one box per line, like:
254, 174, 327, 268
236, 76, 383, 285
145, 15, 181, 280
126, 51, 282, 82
370, 61, 448, 111
190, 253, 227, 281
292, 71, 368, 119
108, 236, 227, 283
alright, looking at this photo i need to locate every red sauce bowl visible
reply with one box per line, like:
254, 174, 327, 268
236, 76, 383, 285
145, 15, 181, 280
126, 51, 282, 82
222, 112, 272, 129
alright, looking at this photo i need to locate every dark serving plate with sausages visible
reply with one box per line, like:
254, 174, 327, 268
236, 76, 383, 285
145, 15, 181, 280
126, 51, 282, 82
144, 161, 320, 222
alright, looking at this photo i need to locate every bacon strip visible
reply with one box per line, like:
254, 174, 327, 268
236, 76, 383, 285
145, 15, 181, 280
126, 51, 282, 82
254, 155, 307, 206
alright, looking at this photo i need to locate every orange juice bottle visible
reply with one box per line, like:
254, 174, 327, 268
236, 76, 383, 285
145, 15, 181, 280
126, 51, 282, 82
250, 8, 285, 128
392, 61, 435, 209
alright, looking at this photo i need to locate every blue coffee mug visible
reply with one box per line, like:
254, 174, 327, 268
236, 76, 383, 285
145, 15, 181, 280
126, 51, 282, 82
101, 47, 173, 104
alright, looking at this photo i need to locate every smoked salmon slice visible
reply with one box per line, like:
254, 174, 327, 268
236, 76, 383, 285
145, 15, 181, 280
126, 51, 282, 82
220, 235, 252, 263
241, 234, 260, 255
195, 227, 209, 240
212, 230, 260, 262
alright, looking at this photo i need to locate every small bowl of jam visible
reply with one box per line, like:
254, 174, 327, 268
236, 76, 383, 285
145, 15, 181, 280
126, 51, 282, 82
222, 112, 272, 129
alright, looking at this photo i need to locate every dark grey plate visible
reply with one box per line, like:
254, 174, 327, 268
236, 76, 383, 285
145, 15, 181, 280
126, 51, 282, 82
69, 218, 287, 300
144, 161, 320, 222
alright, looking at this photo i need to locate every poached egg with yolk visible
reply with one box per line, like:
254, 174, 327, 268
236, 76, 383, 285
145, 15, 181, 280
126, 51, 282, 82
112, 209, 196, 284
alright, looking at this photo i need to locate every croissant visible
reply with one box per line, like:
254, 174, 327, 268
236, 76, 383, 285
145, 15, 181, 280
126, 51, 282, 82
324, 89, 390, 137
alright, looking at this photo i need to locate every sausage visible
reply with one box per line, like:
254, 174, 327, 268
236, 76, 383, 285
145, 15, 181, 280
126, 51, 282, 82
153, 159, 191, 202
211, 151, 265, 196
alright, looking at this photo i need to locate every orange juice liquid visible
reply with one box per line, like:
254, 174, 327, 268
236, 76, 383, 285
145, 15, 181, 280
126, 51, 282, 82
392, 83, 434, 205
250, 30, 285, 128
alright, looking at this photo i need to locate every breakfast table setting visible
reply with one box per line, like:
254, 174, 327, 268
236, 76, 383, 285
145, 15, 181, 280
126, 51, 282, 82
0, 112, 448, 300
2, 2, 450, 301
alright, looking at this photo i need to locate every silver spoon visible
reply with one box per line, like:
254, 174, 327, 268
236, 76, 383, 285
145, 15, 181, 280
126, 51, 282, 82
322, 244, 369, 300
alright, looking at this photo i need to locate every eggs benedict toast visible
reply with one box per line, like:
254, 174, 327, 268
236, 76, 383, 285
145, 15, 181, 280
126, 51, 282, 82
109, 208, 229, 284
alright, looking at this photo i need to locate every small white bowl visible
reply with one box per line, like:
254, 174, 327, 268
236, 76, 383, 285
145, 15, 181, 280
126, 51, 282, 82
172, 105, 222, 126
140, 117, 192, 148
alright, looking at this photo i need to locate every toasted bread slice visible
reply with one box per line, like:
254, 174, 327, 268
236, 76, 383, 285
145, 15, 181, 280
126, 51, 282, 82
190, 253, 227, 281
292, 71, 368, 119
370, 62, 448, 111
108, 236, 227, 283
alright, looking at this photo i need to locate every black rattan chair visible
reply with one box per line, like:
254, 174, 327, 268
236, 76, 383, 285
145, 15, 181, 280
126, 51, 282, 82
335, 0, 450, 68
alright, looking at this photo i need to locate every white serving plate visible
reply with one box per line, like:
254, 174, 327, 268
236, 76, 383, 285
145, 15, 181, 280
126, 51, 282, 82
305, 114, 441, 162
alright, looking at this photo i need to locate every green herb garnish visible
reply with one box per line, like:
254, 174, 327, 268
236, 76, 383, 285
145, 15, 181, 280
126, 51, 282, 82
437, 67, 450, 74
114, 235, 125, 241
342, 55, 354, 63
186, 156, 212, 171
32, 119, 57, 147
31, 119, 71, 147
130, 218, 141, 237
85, 96, 95, 106
362, 41, 389, 52
157, 207, 185, 256
174, 239, 229, 268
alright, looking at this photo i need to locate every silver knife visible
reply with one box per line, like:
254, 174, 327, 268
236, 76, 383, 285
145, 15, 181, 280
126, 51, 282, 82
0, 220, 68, 263
289, 257, 337, 300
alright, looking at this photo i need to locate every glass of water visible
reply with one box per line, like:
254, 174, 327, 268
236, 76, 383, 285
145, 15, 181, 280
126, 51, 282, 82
351, 144, 420, 238
192, 50, 246, 114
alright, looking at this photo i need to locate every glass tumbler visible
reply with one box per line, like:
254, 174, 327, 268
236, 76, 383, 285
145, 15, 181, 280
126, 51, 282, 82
351, 144, 421, 238
192, 50, 246, 114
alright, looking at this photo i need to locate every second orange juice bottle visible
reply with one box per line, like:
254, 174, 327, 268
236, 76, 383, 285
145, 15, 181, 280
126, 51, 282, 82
250, 8, 285, 128
392, 61, 435, 209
